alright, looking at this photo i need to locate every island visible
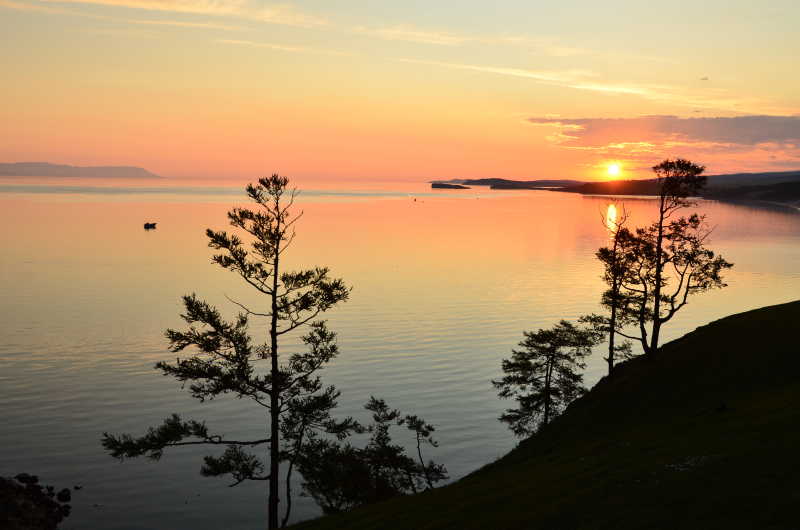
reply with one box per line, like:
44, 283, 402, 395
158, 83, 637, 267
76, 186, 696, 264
0, 162, 161, 178
431, 183, 471, 189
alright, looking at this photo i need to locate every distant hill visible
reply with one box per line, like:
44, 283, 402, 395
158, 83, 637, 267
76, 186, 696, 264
566, 179, 662, 196
432, 171, 800, 199
705, 170, 800, 188
295, 300, 800, 530
563, 169, 800, 207
431, 182, 471, 189
0, 162, 161, 178
432, 178, 584, 189
705, 180, 800, 206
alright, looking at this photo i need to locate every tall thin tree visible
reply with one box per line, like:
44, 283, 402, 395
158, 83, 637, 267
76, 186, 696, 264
621, 159, 732, 355
102, 175, 353, 529
581, 204, 636, 374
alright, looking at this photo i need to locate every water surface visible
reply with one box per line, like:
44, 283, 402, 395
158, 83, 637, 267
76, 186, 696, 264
1, 178, 798, 528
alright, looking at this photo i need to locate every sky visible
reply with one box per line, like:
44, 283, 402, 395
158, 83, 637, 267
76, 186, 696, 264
2, 0, 799, 181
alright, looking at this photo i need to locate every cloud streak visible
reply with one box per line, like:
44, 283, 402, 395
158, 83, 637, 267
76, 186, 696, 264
217, 38, 349, 56
400, 58, 793, 114
130, 18, 241, 29
529, 115, 800, 174
0, 0, 74, 14
398, 58, 597, 85
33, 0, 327, 27
355, 25, 468, 46
2, 0, 246, 29
528, 115, 800, 146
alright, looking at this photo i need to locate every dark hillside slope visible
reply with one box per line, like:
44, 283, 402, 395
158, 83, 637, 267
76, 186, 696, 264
295, 301, 800, 530
704, 181, 800, 205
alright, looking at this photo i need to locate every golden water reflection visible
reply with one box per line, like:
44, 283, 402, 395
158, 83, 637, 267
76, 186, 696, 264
1, 186, 799, 529
606, 203, 618, 234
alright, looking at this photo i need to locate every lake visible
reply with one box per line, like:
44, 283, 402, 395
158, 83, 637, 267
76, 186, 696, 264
1, 177, 799, 528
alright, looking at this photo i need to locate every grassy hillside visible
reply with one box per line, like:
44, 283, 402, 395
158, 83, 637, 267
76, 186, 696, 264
294, 301, 800, 530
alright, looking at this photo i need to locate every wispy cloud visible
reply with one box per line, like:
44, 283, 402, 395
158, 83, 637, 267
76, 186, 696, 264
89, 26, 159, 37
2, 0, 246, 29
398, 58, 679, 99
254, 3, 325, 27
529, 115, 800, 173
217, 38, 349, 56
400, 58, 793, 114
355, 25, 469, 46
0, 0, 72, 14
38, 0, 245, 15
355, 25, 600, 58
398, 58, 596, 84
33, 0, 327, 27
129, 18, 242, 30
528, 115, 800, 146
491, 35, 590, 57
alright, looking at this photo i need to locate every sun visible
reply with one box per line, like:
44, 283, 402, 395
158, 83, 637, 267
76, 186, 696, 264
607, 163, 621, 177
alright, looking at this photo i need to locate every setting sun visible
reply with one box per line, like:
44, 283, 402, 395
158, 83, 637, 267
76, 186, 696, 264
607, 164, 621, 177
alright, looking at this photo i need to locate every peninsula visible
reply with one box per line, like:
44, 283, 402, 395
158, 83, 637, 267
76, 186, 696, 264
0, 162, 161, 178
431, 178, 584, 189
564, 170, 800, 208
433, 170, 800, 208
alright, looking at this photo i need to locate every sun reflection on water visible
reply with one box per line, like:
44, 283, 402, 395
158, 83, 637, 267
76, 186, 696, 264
606, 203, 618, 234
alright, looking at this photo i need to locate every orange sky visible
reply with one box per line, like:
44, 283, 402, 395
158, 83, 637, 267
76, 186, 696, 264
1, 1, 799, 181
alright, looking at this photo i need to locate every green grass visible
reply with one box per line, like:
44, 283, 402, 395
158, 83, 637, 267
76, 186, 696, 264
293, 301, 800, 530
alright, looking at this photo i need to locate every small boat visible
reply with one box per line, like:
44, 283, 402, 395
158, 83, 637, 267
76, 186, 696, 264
143, 222, 157, 230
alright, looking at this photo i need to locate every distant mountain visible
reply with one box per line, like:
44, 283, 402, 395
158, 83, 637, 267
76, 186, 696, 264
565, 179, 662, 196
705, 170, 800, 188
704, 181, 800, 206
432, 178, 584, 189
0, 162, 161, 178
562, 169, 800, 207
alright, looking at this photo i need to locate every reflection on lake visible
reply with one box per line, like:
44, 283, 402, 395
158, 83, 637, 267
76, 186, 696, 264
1, 180, 799, 528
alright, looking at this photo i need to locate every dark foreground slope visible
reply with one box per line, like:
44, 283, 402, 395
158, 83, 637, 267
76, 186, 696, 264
295, 301, 800, 530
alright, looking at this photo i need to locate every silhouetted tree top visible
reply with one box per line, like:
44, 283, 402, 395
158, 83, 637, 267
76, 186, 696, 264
579, 159, 732, 358
493, 321, 603, 437
652, 158, 707, 203
296, 397, 447, 515
648, 158, 709, 232
103, 174, 353, 529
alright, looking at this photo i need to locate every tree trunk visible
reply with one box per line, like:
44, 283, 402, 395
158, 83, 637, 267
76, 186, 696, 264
415, 434, 432, 490
608, 300, 617, 373
543, 355, 553, 426
648, 191, 667, 355
281, 458, 294, 528
608, 229, 621, 374
268, 236, 281, 530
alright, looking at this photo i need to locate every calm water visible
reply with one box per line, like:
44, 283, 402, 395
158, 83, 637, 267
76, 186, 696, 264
1, 178, 799, 528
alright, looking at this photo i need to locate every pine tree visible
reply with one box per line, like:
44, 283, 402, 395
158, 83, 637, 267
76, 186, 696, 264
295, 397, 447, 514
493, 321, 602, 437
102, 175, 354, 529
